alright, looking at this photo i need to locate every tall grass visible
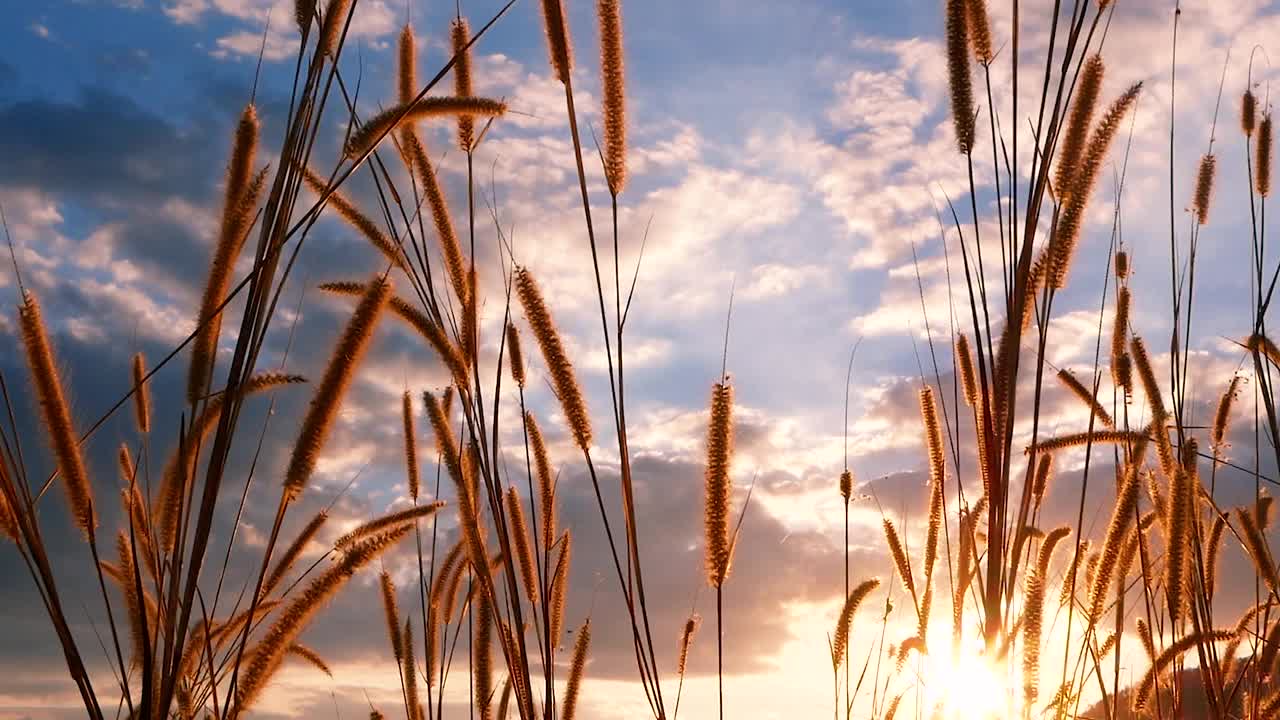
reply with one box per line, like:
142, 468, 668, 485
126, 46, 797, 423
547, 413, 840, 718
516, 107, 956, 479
6, 1, 1280, 719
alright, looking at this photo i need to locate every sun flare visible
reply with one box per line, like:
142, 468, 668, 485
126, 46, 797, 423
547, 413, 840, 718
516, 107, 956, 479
924, 647, 1016, 719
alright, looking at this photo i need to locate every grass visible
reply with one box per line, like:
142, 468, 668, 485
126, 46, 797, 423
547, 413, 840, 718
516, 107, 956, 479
4, 0, 1280, 718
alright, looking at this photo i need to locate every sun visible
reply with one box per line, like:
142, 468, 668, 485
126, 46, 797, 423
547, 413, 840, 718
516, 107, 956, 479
923, 645, 1016, 719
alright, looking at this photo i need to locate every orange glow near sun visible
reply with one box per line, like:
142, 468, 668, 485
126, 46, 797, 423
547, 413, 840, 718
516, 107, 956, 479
923, 645, 1015, 719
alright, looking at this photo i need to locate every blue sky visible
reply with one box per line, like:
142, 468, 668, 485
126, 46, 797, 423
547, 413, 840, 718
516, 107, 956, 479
5, 0, 1280, 718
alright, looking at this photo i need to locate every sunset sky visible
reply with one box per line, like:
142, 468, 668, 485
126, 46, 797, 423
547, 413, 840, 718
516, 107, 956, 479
5, 0, 1280, 718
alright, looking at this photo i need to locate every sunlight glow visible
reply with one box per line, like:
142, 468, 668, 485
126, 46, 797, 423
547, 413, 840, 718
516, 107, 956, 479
924, 646, 1016, 719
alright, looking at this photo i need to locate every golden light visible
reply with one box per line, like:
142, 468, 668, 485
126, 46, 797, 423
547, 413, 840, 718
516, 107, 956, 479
923, 644, 1016, 719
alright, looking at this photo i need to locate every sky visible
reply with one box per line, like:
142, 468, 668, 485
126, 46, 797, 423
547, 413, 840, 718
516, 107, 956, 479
5, 0, 1280, 718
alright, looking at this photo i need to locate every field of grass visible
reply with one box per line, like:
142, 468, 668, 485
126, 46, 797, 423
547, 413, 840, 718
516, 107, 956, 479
4, 0, 1280, 718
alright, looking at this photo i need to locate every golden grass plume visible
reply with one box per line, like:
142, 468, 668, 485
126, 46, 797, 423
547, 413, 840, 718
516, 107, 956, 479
188, 103, 261, 403
345, 97, 507, 159
1055, 55, 1104, 202
1259, 112, 1274, 197
451, 17, 476, 151
1244, 89, 1258, 136
403, 391, 420, 501
131, 352, 150, 434
474, 592, 494, 720
703, 380, 734, 588
284, 276, 390, 500
302, 168, 405, 270
562, 619, 592, 720
540, 0, 574, 83
506, 321, 526, 388
515, 267, 593, 450
261, 509, 329, 599
319, 0, 352, 57
506, 486, 539, 604
598, 0, 627, 193
398, 24, 416, 106
319, 281, 469, 387
1194, 153, 1216, 225
1055, 368, 1114, 427
234, 525, 411, 712
379, 571, 402, 661
333, 502, 445, 551
19, 291, 96, 537
829, 578, 880, 669
1023, 525, 1071, 707
945, 0, 975, 154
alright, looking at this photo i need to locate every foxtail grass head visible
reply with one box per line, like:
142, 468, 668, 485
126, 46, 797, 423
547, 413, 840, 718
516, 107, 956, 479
598, 0, 627, 193
704, 380, 734, 588
945, 0, 975, 154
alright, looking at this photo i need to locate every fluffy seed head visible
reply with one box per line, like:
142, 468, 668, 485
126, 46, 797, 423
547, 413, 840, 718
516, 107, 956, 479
676, 614, 700, 676
1023, 525, 1071, 707
131, 353, 150, 434
261, 510, 328, 599
549, 531, 572, 648
562, 620, 592, 720
380, 571, 402, 661
234, 525, 411, 713
839, 469, 853, 502
474, 593, 493, 720
1164, 468, 1193, 621
319, 281, 469, 388
296, 0, 315, 34
831, 578, 880, 669
1055, 368, 1114, 427
1259, 112, 1273, 197
451, 18, 476, 151
1213, 375, 1243, 452
524, 412, 557, 550
884, 518, 915, 600
333, 502, 445, 551
506, 487, 539, 604
0, 476, 19, 543
1237, 507, 1280, 597
398, 24, 416, 106
303, 169, 405, 271
1087, 464, 1140, 624
945, 0, 975, 153
704, 381, 734, 588
540, 0, 574, 83
919, 387, 945, 490
1056, 55, 1104, 202
1244, 90, 1258, 136
403, 618, 420, 717
402, 392, 419, 500
515, 268, 593, 449
1027, 429, 1147, 454
188, 106, 262, 403
598, 0, 627, 193
284, 276, 390, 500
1051, 81, 1142, 289
400, 131, 468, 308
966, 0, 993, 64
159, 372, 308, 552
1115, 250, 1129, 280
1111, 285, 1131, 378
956, 334, 978, 407
1032, 453, 1054, 507
19, 292, 96, 537
345, 98, 507, 159
506, 322, 526, 388
319, 0, 352, 57
1134, 630, 1234, 710
1193, 153, 1216, 225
